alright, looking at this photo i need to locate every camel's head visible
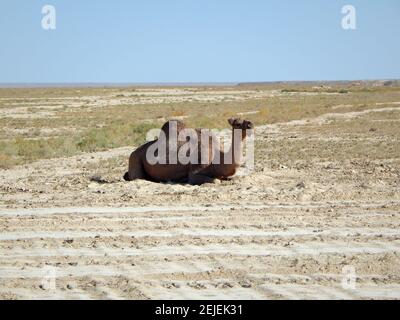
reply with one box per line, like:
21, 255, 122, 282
228, 118, 254, 139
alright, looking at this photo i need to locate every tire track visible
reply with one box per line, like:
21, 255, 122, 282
0, 227, 399, 241
1, 241, 399, 259
1, 203, 399, 299
2, 201, 400, 216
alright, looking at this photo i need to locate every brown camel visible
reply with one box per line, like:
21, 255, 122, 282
123, 118, 254, 185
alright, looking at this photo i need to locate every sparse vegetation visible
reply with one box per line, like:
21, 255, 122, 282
0, 84, 399, 168
0, 122, 157, 168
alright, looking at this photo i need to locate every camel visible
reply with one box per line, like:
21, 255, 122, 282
123, 118, 254, 185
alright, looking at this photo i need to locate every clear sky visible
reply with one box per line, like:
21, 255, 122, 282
1, 0, 399, 83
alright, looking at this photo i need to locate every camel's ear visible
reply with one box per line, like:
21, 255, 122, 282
228, 118, 237, 126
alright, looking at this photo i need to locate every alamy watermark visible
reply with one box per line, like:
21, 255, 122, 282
40, 5, 356, 32
40, 265, 57, 291
42, 5, 56, 30
341, 5, 356, 30
341, 265, 357, 290
144, 120, 255, 170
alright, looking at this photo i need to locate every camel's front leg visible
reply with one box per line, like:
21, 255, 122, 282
124, 150, 146, 181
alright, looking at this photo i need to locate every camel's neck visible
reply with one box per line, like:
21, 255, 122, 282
227, 128, 244, 167
206, 128, 246, 178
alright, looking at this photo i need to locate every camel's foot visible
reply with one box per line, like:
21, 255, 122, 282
123, 172, 131, 181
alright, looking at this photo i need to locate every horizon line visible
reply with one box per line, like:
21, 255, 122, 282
0, 79, 399, 89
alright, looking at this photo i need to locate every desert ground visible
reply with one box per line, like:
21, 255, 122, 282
0, 82, 399, 299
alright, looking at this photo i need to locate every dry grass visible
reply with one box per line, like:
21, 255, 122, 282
1, 84, 400, 168
256, 109, 400, 171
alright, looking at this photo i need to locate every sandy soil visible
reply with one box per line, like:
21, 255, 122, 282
0, 102, 399, 299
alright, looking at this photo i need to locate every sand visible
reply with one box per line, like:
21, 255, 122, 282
0, 94, 399, 300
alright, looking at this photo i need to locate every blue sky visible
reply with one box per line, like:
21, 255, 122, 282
0, 0, 399, 83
